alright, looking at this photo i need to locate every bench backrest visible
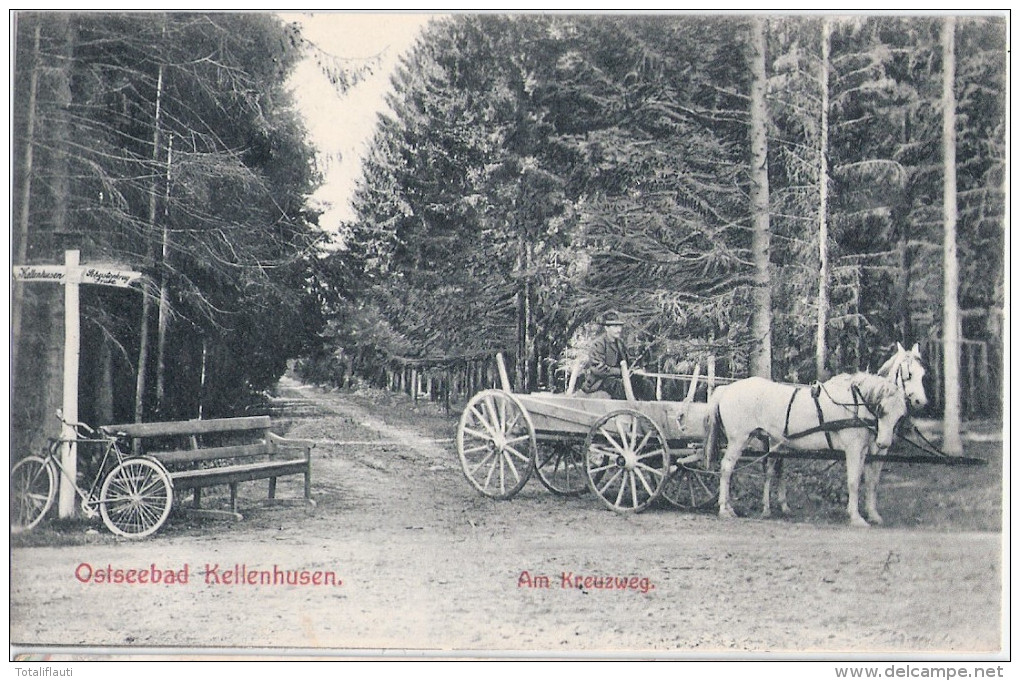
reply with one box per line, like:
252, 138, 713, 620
103, 416, 271, 438
102, 416, 273, 464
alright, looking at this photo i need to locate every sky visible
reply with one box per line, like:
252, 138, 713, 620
280, 12, 436, 230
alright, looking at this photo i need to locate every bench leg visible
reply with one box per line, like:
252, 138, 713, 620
268, 477, 277, 500
229, 483, 238, 514
193, 488, 202, 509
304, 469, 315, 507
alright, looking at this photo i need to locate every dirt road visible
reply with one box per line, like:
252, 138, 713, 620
10, 378, 1004, 656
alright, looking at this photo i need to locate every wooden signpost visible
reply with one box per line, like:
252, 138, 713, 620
13, 250, 144, 517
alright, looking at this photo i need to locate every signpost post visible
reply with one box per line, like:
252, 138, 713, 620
13, 249, 144, 517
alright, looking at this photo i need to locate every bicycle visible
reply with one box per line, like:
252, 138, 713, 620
11, 411, 174, 538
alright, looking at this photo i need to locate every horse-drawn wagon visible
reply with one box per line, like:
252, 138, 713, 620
456, 345, 985, 524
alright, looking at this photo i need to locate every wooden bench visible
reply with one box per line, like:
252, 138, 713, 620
101, 415, 314, 520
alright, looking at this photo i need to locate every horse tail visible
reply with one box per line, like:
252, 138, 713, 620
703, 388, 724, 468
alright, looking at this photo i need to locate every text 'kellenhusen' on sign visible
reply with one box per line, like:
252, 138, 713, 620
74, 562, 343, 587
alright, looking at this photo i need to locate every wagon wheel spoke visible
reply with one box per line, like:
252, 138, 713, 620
482, 398, 503, 437
482, 453, 499, 490
462, 425, 496, 444
503, 444, 530, 470
589, 461, 616, 476
615, 416, 634, 451
598, 468, 625, 496
503, 409, 524, 436
461, 443, 492, 456
635, 461, 665, 482
498, 451, 507, 495
633, 430, 654, 456
635, 448, 667, 462
502, 444, 531, 464
633, 467, 657, 497
467, 449, 497, 476
597, 426, 627, 457
467, 407, 499, 441
614, 473, 628, 507
589, 444, 617, 461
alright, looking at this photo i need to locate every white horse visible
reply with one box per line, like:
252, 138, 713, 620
761, 343, 929, 520
705, 372, 909, 527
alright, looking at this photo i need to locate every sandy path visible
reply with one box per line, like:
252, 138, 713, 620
10, 378, 1004, 656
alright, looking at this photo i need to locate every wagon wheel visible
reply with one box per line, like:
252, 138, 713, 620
535, 440, 587, 496
584, 409, 670, 513
661, 453, 717, 512
457, 390, 537, 499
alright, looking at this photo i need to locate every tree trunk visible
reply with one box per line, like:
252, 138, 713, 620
134, 61, 165, 423
815, 18, 831, 380
749, 17, 773, 379
155, 133, 173, 413
941, 17, 963, 455
524, 238, 535, 392
96, 337, 114, 426
11, 20, 41, 388
43, 14, 75, 447
46, 17, 77, 517
515, 227, 534, 392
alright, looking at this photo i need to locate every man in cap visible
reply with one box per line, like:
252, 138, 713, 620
581, 310, 648, 400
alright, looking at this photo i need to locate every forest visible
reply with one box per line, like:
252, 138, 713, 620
10, 13, 1006, 456
300, 15, 1005, 419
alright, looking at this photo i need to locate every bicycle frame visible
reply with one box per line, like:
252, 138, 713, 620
43, 431, 127, 514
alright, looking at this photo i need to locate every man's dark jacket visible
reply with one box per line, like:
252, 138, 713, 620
581, 334, 630, 394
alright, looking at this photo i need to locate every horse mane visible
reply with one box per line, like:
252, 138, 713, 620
877, 344, 924, 377
848, 372, 904, 411
876, 353, 899, 376
824, 372, 901, 410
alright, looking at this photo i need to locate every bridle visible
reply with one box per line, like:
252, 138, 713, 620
891, 354, 925, 407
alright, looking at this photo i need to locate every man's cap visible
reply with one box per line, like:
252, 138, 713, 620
599, 310, 624, 326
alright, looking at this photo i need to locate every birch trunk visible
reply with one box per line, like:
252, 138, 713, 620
749, 17, 773, 379
134, 61, 164, 423
815, 18, 831, 380
941, 17, 963, 455
155, 133, 173, 413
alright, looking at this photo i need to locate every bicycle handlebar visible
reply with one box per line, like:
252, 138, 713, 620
55, 409, 97, 437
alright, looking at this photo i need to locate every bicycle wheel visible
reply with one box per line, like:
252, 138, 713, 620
99, 457, 174, 539
11, 456, 56, 533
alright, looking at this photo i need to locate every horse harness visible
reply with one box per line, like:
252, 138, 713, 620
782, 382, 879, 447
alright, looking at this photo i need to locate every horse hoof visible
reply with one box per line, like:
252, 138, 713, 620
867, 514, 884, 525
719, 507, 738, 520
850, 516, 871, 528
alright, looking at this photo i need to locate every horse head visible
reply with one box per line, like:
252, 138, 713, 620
877, 342, 928, 411
855, 374, 910, 449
